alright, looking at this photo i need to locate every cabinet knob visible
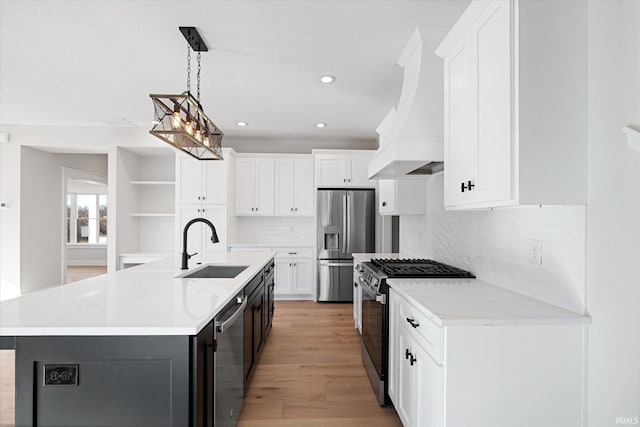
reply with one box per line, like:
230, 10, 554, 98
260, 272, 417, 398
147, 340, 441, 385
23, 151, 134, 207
382, 201, 387, 207
202, 196, 205, 200
294, 208, 298, 211
343, 178, 346, 183
251, 207, 255, 211
256, 207, 258, 211
198, 196, 201, 200
348, 178, 351, 183
291, 207, 293, 212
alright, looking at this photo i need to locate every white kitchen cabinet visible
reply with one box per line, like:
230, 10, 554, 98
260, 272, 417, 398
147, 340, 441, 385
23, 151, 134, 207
178, 205, 228, 263
235, 158, 275, 215
388, 287, 587, 427
176, 155, 227, 205
314, 151, 376, 188
353, 264, 363, 333
274, 249, 313, 297
378, 179, 426, 215
436, 0, 588, 209
274, 158, 313, 216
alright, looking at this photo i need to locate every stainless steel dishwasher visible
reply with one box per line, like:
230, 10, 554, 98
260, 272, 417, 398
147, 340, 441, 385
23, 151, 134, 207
214, 291, 246, 427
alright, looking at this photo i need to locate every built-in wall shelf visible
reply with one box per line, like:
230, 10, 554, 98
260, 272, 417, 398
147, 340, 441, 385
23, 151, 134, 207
622, 126, 640, 153
131, 213, 176, 217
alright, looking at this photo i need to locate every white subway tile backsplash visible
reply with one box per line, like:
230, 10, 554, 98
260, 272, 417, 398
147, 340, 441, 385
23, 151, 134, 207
234, 216, 315, 246
400, 174, 586, 314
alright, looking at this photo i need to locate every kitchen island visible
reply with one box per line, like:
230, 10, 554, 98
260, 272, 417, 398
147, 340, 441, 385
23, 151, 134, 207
0, 252, 275, 427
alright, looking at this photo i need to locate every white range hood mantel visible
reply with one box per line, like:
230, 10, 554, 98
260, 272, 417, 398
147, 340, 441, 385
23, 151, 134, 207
369, 27, 448, 179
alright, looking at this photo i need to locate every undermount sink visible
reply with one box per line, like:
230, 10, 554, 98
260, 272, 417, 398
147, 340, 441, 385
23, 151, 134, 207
178, 265, 249, 279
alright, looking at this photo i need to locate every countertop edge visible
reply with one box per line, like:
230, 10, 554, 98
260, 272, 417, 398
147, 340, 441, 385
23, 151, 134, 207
388, 279, 592, 328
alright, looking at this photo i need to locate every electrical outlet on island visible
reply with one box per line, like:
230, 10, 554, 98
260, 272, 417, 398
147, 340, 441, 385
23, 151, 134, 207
529, 239, 543, 265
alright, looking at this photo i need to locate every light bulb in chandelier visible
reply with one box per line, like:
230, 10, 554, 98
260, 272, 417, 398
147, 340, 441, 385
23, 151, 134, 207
185, 114, 193, 135
203, 130, 210, 147
172, 104, 181, 128
194, 123, 202, 142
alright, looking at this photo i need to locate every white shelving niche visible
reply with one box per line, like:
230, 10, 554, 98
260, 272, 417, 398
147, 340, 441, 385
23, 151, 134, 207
113, 147, 176, 270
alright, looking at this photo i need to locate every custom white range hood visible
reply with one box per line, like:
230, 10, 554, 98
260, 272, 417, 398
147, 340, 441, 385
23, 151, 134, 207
369, 27, 446, 179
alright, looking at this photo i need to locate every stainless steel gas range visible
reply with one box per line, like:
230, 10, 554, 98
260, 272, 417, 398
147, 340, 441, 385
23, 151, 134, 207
356, 258, 475, 406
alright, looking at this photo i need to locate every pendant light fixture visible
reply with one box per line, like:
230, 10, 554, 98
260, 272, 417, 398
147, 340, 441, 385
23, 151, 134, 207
149, 27, 224, 160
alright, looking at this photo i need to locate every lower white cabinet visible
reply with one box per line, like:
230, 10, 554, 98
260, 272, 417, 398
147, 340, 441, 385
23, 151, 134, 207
273, 249, 313, 297
353, 264, 362, 333
389, 287, 587, 427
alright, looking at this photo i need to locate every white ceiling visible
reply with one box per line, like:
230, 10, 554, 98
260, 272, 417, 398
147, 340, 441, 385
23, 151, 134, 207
0, 0, 469, 148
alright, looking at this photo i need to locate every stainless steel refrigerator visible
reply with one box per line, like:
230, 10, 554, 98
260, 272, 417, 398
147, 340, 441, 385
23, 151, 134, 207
317, 189, 375, 302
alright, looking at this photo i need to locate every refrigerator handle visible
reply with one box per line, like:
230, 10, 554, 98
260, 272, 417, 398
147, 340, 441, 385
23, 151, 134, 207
343, 193, 348, 256
346, 192, 352, 255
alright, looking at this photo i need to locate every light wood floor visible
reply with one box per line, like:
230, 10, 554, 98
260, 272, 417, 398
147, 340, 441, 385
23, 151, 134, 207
0, 302, 401, 427
0, 350, 14, 427
65, 265, 107, 283
238, 301, 401, 426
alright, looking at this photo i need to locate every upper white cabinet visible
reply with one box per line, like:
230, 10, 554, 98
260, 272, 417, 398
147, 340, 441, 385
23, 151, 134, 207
314, 151, 376, 188
436, 0, 588, 209
274, 158, 314, 216
378, 180, 426, 215
177, 156, 227, 205
235, 158, 275, 216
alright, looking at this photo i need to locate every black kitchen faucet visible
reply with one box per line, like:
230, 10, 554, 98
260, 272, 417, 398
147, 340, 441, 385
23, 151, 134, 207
181, 218, 219, 269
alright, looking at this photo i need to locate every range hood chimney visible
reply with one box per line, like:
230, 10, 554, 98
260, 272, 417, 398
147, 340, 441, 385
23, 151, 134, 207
368, 27, 447, 179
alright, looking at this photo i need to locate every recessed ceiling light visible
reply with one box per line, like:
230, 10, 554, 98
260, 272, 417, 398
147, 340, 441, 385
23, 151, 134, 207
315, 122, 327, 128
319, 75, 335, 84
236, 121, 248, 127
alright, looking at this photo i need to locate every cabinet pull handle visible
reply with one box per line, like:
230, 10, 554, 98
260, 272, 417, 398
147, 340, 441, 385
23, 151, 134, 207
291, 207, 293, 212
406, 318, 420, 328
410, 354, 417, 366
382, 201, 387, 207
405, 348, 411, 360
198, 196, 201, 200
202, 196, 205, 200
294, 208, 298, 211
256, 207, 258, 211
461, 180, 475, 192
289, 263, 292, 267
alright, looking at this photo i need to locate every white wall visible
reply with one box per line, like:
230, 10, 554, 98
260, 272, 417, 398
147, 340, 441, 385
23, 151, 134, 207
0, 139, 21, 300
19, 148, 107, 294
67, 246, 108, 266
400, 174, 587, 314
586, 1, 640, 424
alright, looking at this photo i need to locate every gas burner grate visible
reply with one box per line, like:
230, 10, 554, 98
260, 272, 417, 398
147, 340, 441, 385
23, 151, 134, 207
370, 258, 475, 278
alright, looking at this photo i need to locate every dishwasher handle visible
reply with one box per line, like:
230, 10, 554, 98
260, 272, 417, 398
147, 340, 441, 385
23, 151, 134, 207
216, 298, 247, 333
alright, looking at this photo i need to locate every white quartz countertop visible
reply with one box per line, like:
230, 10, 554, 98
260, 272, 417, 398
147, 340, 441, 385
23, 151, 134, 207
0, 252, 274, 337
389, 278, 591, 327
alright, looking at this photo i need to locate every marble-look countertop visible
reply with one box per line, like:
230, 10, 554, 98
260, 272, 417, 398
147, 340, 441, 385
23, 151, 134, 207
389, 278, 591, 327
0, 252, 274, 336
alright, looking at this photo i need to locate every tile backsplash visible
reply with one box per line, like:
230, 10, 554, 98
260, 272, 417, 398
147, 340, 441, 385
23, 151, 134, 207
400, 174, 586, 314
234, 216, 315, 246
